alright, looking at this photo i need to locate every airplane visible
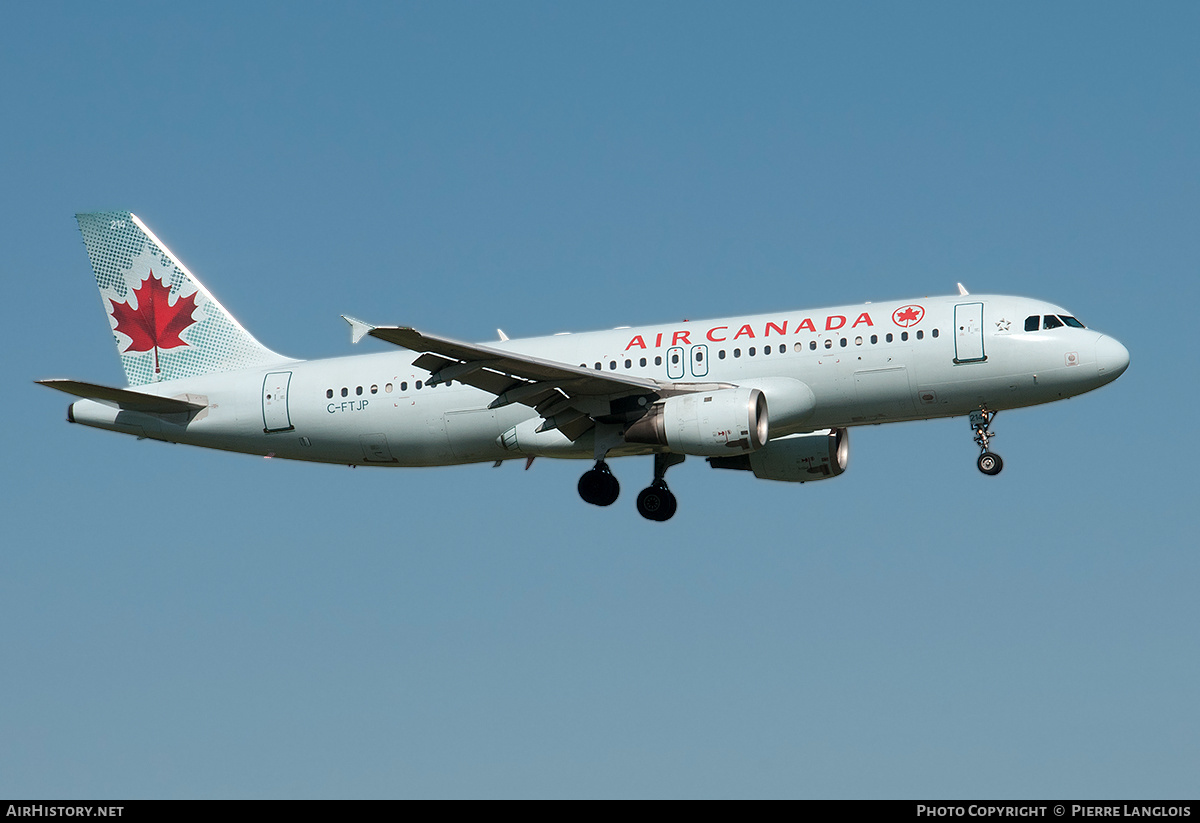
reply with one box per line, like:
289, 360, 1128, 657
39, 211, 1130, 521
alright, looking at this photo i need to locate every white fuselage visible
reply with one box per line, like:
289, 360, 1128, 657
65, 294, 1128, 467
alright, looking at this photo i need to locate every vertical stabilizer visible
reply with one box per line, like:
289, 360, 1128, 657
77, 212, 291, 386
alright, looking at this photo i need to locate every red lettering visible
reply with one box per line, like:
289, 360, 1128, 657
851, 312, 874, 328
625, 335, 647, 351
672, 330, 691, 345
706, 326, 728, 342
654, 333, 663, 348
825, 315, 846, 331
795, 318, 816, 332
765, 321, 787, 336
734, 324, 755, 340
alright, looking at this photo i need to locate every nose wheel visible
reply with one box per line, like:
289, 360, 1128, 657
970, 408, 1003, 476
578, 460, 620, 506
976, 451, 1003, 476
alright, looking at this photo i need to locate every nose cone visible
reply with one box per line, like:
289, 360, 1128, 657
1095, 335, 1130, 382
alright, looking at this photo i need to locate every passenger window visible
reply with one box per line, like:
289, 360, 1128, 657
655, 356, 662, 366
671, 353, 679, 365
870, 335, 878, 344
400, 382, 407, 391
370, 385, 378, 394
640, 357, 647, 367
695, 350, 703, 362
886, 333, 893, 343
1025, 316, 1040, 332
839, 338, 847, 348
326, 389, 333, 399
901, 332, 909, 341
809, 341, 817, 351
624, 359, 631, 369
734, 349, 741, 358
356, 386, 363, 396
609, 360, 617, 370
415, 380, 423, 389
824, 339, 832, 349
341, 387, 348, 397
749, 347, 756, 356
794, 343, 802, 352
1043, 315, 1064, 330
594, 362, 601, 370
855, 336, 862, 346
718, 350, 726, 359
916, 330, 923, 340
932, 328, 939, 338
385, 383, 393, 393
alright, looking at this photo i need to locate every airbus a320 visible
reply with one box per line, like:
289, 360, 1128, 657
40, 212, 1130, 521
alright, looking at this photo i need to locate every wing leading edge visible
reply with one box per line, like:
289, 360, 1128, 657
360, 325, 664, 440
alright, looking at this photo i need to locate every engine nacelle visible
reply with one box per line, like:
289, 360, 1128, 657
624, 387, 768, 456
708, 428, 849, 482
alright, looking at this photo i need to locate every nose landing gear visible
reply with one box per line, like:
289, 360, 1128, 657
970, 408, 1003, 476
636, 453, 684, 522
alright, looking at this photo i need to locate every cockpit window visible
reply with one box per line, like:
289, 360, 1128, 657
1043, 315, 1064, 330
1059, 315, 1085, 328
1025, 316, 1040, 332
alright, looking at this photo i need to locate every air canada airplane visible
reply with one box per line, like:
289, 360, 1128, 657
40, 212, 1129, 521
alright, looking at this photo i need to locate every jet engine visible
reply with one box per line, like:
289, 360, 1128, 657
708, 428, 849, 482
624, 387, 768, 456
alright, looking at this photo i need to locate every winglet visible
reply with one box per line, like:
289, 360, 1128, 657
957, 282, 970, 296
342, 315, 376, 344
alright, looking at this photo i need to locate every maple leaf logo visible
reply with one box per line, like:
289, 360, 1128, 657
892, 304, 925, 328
109, 269, 199, 375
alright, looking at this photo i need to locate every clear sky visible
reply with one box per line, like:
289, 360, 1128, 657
2, 1, 1197, 799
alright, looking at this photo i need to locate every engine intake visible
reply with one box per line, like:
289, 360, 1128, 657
624, 387, 768, 456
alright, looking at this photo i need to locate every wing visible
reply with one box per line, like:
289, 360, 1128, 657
362, 325, 665, 440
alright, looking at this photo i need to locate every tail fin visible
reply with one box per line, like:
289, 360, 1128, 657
76, 211, 291, 386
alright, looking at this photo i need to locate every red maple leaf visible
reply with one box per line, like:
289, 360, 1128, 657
896, 307, 920, 324
109, 270, 199, 374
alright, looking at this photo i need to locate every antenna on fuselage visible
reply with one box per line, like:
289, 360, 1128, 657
957, 283, 970, 296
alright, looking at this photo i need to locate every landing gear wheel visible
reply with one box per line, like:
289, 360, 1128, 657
578, 463, 620, 506
969, 408, 1003, 476
636, 483, 678, 522
977, 452, 1003, 476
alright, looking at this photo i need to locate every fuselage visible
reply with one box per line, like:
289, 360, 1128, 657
65, 293, 1129, 467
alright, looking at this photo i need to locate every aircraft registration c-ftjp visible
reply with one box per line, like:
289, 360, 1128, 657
40, 212, 1130, 521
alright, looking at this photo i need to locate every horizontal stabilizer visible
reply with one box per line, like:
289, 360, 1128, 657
37, 379, 207, 413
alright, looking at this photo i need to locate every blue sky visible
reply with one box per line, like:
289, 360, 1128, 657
2, 2, 1197, 798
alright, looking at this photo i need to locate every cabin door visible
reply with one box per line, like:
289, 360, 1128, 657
262, 371, 294, 432
953, 303, 987, 363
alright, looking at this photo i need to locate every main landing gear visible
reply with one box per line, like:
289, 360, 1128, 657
970, 408, 1003, 476
578, 460, 620, 506
636, 453, 684, 522
577, 453, 684, 521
